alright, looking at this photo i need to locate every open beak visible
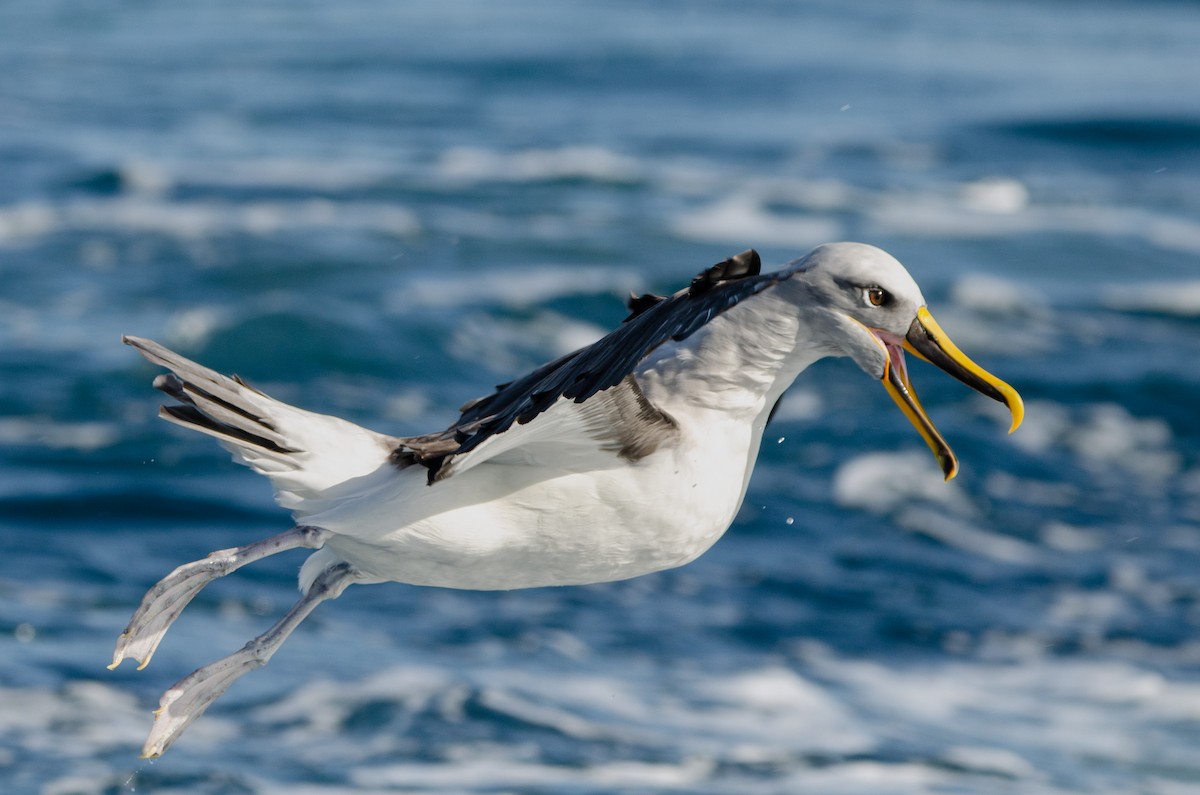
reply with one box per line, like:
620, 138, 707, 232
877, 306, 1024, 481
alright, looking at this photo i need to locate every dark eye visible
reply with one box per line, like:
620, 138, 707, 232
866, 286, 888, 307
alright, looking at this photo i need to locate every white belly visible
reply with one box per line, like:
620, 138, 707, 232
306, 412, 760, 590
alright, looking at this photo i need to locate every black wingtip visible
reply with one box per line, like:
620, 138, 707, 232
689, 249, 761, 296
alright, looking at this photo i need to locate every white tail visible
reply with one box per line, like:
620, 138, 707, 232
124, 336, 398, 512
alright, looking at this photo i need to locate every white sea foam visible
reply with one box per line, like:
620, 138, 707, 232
436, 146, 642, 184
949, 273, 1041, 315
869, 190, 1200, 255
670, 193, 842, 247
115, 160, 173, 195
898, 506, 1043, 565
942, 745, 1040, 779
831, 450, 971, 515
0, 200, 57, 242
693, 666, 870, 754
353, 756, 715, 791
799, 645, 1200, 772
832, 450, 1044, 563
659, 167, 1200, 260
10, 151, 1195, 273
1064, 403, 1180, 483
80, 156, 401, 196
446, 311, 607, 373
379, 387, 436, 424
1007, 397, 1176, 488
958, 177, 1030, 214
23, 648, 1195, 794
0, 196, 419, 245
390, 265, 642, 310
180, 157, 398, 191
985, 472, 1080, 509
0, 418, 120, 451
1103, 280, 1200, 316
1038, 520, 1105, 552
163, 306, 229, 348
1006, 399, 1073, 455
1044, 588, 1132, 639
0, 679, 153, 795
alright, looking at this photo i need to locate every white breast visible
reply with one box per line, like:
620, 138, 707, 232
304, 404, 755, 590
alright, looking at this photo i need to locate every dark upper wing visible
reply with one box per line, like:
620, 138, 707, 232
398, 249, 798, 479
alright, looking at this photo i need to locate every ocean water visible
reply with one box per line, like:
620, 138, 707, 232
3, 1, 1200, 792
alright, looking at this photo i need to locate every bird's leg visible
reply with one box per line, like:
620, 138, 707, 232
110, 525, 331, 671
140, 561, 360, 758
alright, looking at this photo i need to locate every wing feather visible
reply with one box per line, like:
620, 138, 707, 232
403, 249, 801, 482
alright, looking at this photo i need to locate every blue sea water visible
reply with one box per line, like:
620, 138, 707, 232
3, 0, 1200, 792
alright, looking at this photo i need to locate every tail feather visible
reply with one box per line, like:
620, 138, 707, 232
160, 404, 297, 455
153, 372, 299, 455
124, 335, 398, 512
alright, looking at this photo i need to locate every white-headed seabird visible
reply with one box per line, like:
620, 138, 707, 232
110, 242, 1024, 757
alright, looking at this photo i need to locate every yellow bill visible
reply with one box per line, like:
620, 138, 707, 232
878, 306, 1024, 480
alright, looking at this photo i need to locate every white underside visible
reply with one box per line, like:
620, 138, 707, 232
298, 402, 759, 590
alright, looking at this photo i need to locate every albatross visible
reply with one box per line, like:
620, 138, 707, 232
110, 242, 1023, 757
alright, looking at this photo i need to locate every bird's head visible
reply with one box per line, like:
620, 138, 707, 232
787, 242, 1024, 480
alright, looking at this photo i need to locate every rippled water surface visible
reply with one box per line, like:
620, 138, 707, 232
3, 1, 1200, 793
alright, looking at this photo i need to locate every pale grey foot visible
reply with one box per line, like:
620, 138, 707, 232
141, 560, 360, 758
110, 525, 331, 671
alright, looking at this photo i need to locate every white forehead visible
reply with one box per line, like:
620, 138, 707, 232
803, 242, 925, 303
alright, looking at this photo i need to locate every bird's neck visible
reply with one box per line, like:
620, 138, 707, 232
635, 290, 831, 421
